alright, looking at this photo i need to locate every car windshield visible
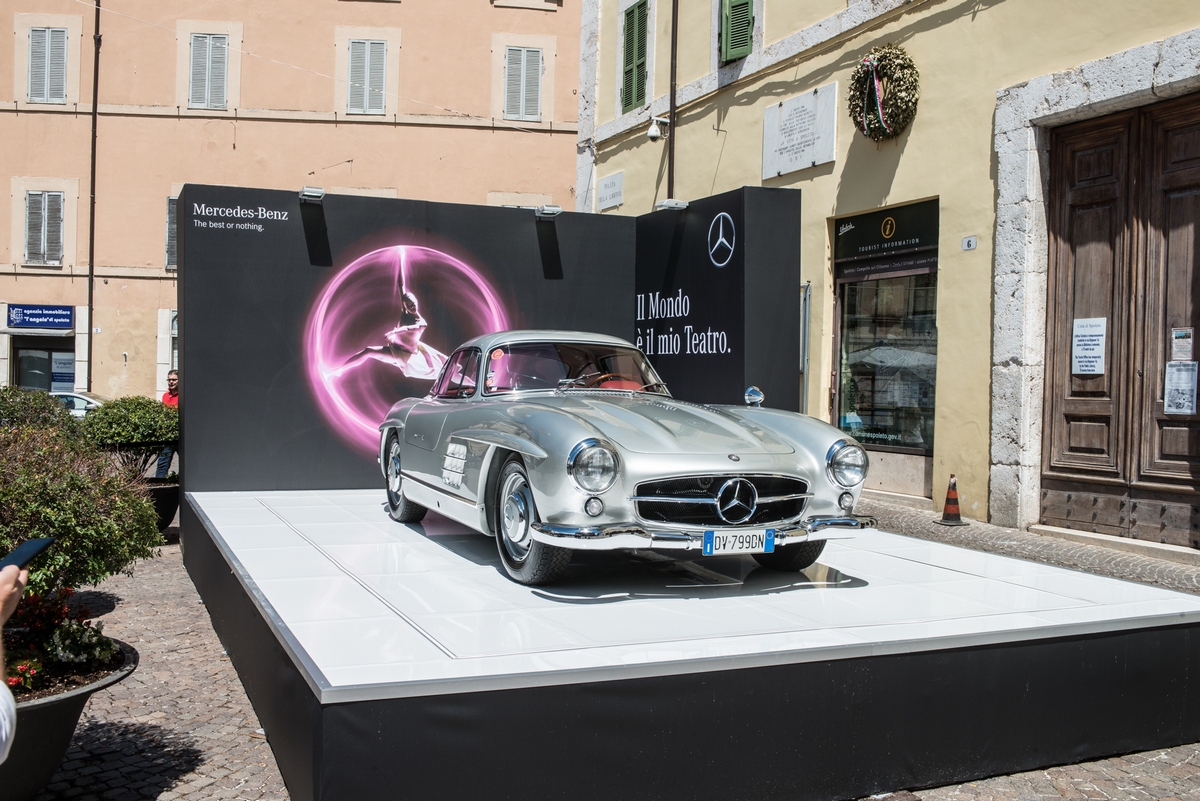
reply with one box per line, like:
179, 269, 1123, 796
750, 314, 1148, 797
482, 342, 669, 395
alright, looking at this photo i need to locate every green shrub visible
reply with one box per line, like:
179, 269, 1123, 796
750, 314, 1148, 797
0, 385, 78, 431
83, 395, 179, 478
0, 427, 161, 596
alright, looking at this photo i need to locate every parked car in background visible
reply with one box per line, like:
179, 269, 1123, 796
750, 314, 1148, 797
378, 330, 875, 585
50, 391, 110, 418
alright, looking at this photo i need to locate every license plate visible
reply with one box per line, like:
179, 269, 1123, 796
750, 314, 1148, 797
702, 529, 776, 556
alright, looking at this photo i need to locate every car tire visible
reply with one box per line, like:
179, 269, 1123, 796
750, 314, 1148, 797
494, 457, 571, 585
384, 432, 427, 524
752, 539, 826, 571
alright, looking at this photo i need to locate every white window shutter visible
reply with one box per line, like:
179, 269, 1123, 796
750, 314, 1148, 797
348, 40, 366, 113
523, 48, 542, 122
209, 35, 228, 109
25, 192, 45, 263
45, 192, 64, 263
166, 197, 178, 268
504, 47, 523, 119
189, 34, 210, 107
48, 28, 67, 102
29, 28, 48, 102
367, 40, 386, 113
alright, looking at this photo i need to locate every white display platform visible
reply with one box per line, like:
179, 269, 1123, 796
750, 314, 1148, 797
190, 489, 1200, 704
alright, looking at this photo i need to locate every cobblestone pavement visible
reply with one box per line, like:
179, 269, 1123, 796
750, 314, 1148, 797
30, 503, 1200, 801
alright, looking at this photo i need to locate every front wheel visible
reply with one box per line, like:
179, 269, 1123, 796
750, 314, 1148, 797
384, 432, 426, 523
752, 539, 826, 571
494, 458, 570, 585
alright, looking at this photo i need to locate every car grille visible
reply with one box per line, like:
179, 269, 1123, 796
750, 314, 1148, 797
633, 475, 809, 528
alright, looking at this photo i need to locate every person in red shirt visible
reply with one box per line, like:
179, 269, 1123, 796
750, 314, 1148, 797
161, 370, 179, 407
156, 370, 179, 477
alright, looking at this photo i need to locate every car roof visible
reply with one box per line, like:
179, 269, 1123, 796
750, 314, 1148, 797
457, 330, 638, 353
50, 391, 109, 402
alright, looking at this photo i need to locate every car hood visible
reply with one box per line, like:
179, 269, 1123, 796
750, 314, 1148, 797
525, 393, 795, 455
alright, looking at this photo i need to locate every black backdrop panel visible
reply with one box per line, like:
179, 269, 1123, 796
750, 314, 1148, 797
179, 184, 799, 493
179, 185, 636, 492
635, 190, 746, 405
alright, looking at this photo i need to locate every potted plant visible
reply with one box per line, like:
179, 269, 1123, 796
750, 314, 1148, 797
0, 387, 162, 800
82, 395, 181, 531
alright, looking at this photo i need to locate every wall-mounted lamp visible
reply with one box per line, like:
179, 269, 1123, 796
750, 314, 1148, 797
535, 204, 563, 220
647, 116, 670, 141
653, 199, 688, 211
299, 186, 326, 204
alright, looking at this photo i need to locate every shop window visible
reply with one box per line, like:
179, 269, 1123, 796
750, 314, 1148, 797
189, 34, 228, 109
837, 274, 938, 452
166, 197, 178, 269
29, 27, 67, 103
621, 0, 648, 113
504, 46, 543, 122
719, 0, 753, 63
25, 191, 64, 266
348, 39, 387, 114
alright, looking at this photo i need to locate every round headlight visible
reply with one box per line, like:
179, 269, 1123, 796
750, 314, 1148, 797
568, 440, 618, 493
827, 440, 868, 488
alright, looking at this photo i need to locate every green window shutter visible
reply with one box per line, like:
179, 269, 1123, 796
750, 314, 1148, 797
720, 0, 753, 63
29, 28, 67, 103
44, 192, 63, 263
622, 1, 648, 113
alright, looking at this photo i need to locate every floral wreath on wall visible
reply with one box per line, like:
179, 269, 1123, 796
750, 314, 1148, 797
847, 44, 920, 142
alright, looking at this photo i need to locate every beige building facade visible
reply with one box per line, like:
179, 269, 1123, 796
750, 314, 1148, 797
1, 0, 579, 400
577, 0, 1200, 535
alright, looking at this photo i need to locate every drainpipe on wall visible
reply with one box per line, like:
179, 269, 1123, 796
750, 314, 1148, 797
667, 0, 678, 198
86, 0, 101, 392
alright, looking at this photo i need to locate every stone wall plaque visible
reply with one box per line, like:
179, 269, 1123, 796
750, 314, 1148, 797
762, 83, 837, 180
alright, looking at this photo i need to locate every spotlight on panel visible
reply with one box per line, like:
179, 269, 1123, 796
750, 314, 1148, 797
653, 199, 688, 211
299, 186, 327, 204
535, 204, 564, 220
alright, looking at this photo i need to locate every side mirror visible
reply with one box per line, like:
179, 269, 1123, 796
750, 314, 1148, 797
744, 386, 764, 407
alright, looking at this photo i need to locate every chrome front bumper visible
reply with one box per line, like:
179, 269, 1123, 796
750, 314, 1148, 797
529, 514, 877, 551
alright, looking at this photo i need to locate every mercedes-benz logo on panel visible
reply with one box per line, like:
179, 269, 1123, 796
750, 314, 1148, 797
707, 212, 735, 267
716, 478, 757, 525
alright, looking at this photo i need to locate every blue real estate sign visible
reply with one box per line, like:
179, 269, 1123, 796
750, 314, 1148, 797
7, 304, 73, 329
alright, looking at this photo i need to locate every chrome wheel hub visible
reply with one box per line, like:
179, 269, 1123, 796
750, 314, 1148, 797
500, 473, 533, 562
387, 441, 402, 496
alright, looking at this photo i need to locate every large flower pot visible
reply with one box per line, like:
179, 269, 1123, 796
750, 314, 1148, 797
146, 481, 180, 532
0, 639, 138, 801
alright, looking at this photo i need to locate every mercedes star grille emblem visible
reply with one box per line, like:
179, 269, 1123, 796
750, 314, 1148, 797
715, 478, 757, 525
707, 212, 735, 267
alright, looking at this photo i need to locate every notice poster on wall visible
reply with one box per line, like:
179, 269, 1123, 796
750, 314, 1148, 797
1171, 327, 1194, 361
1164, 361, 1197, 416
1071, 318, 1106, 375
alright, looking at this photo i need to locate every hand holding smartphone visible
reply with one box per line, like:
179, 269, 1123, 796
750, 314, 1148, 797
0, 537, 54, 570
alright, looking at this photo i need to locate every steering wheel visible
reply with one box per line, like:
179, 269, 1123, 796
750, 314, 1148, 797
583, 372, 635, 388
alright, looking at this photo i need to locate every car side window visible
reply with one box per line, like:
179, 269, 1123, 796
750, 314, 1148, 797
436, 349, 480, 399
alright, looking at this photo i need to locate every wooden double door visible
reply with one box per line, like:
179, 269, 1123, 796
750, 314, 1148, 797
1041, 92, 1200, 546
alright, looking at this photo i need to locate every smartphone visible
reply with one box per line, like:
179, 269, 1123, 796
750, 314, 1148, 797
0, 537, 55, 570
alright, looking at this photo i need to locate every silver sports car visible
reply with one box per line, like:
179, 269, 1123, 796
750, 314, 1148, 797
379, 330, 876, 584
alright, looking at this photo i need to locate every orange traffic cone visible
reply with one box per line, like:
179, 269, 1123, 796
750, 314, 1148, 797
935, 474, 969, 526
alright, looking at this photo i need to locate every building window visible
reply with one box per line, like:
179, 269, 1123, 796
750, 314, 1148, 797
189, 34, 228, 109
719, 0, 753, 63
25, 191, 64, 266
171, 311, 179, 370
621, 1, 648, 113
348, 39, 387, 114
503, 46, 542, 121
166, 197, 178, 269
29, 28, 68, 104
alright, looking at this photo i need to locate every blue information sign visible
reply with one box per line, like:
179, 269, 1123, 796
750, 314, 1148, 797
7, 304, 74, 329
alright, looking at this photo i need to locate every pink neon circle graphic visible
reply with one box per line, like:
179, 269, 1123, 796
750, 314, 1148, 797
304, 245, 510, 456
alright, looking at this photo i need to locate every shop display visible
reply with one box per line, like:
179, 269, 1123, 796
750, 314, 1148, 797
379, 330, 876, 584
